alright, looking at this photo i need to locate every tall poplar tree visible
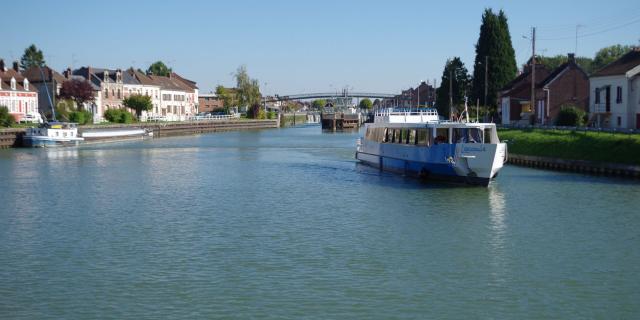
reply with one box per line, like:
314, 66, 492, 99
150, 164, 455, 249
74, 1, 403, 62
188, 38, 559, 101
471, 9, 517, 108
435, 57, 470, 118
20, 44, 45, 70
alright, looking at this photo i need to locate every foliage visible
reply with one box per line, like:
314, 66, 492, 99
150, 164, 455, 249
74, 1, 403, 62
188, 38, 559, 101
267, 111, 276, 119
471, 9, 517, 107
532, 55, 594, 74
0, 106, 15, 127
146, 61, 172, 76
311, 99, 327, 110
123, 94, 153, 118
555, 105, 586, 126
20, 44, 45, 70
54, 99, 76, 122
104, 109, 134, 123
282, 101, 301, 112
358, 98, 373, 110
68, 110, 92, 125
215, 85, 237, 114
435, 57, 471, 118
234, 65, 261, 117
592, 45, 633, 73
498, 128, 640, 166
59, 79, 95, 107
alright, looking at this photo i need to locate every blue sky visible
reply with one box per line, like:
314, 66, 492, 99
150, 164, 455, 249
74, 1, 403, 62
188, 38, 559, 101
3, 0, 639, 95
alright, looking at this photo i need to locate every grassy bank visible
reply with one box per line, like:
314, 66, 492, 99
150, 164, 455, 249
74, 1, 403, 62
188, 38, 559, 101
498, 128, 640, 166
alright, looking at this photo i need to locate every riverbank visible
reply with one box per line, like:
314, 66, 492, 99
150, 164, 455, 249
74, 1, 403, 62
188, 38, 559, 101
499, 128, 640, 177
0, 119, 278, 148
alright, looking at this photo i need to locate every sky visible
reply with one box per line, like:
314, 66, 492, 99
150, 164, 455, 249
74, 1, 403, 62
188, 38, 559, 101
2, 0, 639, 96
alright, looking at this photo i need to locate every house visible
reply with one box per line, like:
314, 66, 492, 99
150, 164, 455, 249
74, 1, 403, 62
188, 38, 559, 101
22, 65, 66, 116
73, 67, 198, 122
0, 60, 38, 122
499, 63, 551, 125
589, 48, 640, 129
198, 92, 224, 113
534, 53, 590, 125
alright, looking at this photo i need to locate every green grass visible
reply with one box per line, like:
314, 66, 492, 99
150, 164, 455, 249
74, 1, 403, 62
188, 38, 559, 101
498, 128, 640, 166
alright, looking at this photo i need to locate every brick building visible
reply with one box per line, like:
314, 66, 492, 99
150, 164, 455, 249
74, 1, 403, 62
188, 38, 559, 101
0, 60, 38, 122
198, 92, 224, 113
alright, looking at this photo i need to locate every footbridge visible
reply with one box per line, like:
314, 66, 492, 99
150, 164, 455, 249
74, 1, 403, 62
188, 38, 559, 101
267, 92, 399, 102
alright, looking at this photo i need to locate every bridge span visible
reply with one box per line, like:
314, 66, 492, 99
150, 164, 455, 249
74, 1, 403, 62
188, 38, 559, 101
267, 92, 399, 102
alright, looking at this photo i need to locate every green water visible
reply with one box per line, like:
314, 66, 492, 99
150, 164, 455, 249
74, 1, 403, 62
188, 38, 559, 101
1, 125, 638, 319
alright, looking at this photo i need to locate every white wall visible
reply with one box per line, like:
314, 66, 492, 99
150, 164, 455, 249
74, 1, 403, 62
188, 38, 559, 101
589, 75, 630, 128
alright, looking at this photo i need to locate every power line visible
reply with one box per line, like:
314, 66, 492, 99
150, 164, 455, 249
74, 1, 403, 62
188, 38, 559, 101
538, 16, 640, 40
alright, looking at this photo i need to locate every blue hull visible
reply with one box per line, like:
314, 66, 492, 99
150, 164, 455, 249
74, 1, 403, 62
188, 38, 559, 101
22, 137, 81, 148
356, 151, 490, 186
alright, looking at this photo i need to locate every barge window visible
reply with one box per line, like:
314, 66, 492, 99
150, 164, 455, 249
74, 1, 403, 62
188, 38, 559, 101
435, 128, 449, 144
393, 129, 400, 143
408, 129, 416, 145
453, 128, 483, 143
383, 128, 390, 142
416, 129, 430, 146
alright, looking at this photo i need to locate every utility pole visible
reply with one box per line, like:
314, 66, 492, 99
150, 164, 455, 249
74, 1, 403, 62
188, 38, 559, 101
530, 27, 536, 123
449, 70, 453, 120
484, 55, 488, 120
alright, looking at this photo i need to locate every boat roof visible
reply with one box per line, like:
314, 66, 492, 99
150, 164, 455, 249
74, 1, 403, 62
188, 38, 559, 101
371, 108, 496, 128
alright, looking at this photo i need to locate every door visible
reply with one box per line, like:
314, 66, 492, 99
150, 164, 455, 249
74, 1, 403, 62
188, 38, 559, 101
636, 114, 640, 129
605, 87, 611, 112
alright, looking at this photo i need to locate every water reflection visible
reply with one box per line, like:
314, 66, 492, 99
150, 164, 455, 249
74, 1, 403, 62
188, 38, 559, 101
487, 185, 508, 284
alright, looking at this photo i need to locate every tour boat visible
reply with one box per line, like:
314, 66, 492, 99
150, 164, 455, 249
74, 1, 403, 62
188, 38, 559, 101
355, 107, 507, 186
23, 122, 84, 147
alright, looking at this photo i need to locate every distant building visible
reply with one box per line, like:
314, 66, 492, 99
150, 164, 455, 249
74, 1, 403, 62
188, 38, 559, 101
534, 53, 590, 125
499, 64, 551, 125
589, 48, 640, 129
198, 92, 224, 113
22, 66, 66, 116
72, 67, 198, 122
0, 60, 38, 122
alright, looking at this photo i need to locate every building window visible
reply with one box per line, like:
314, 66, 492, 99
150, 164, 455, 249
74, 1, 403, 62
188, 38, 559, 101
10, 78, 16, 90
617, 116, 621, 126
595, 88, 600, 104
117, 89, 121, 99
616, 86, 622, 103
105, 89, 109, 98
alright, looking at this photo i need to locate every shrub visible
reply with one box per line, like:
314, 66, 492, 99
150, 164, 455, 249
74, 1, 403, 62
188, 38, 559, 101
68, 110, 92, 125
104, 109, 135, 123
267, 111, 276, 119
556, 105, 586, 127
104, 109, 122, 123
0, 106, 15, 127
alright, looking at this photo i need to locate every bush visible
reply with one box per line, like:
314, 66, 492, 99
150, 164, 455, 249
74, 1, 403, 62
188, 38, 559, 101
267, 111, 276, 119
68, 110, 92, 125
0, 106, 15, 127
104, 109, 135, 123
556, 105, 586, 127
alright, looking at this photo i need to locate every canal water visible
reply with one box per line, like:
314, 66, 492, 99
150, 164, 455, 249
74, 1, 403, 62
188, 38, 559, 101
1, 125, 639, 319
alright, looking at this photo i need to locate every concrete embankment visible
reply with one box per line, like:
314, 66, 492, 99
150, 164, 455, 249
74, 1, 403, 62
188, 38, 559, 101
507, 153, 640, 179
0, 128, 25, 148
0, 119, 278, 148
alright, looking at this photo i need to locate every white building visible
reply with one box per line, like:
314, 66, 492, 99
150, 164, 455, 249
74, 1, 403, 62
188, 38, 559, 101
0, 60, 38, 122
589, 48, 640, 129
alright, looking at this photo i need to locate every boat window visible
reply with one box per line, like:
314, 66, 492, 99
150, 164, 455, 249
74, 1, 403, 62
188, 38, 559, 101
408, 129, 416, 145
399, 129, 405, 144
469, 128, 483, 143
365, 128, 372, 140
393, 129, 400, 143
383, 128, 389, 143
435, 128, 448, 144
416, 129, 430, 146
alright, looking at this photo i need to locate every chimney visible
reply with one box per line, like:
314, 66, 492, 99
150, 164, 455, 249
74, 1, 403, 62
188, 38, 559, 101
568, 53, 576, 63
64, 67, 72, 79
12, 61, 19, 72
168, 72, 172, 79
87, 66, 92, 80
0, 59, 4, 71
